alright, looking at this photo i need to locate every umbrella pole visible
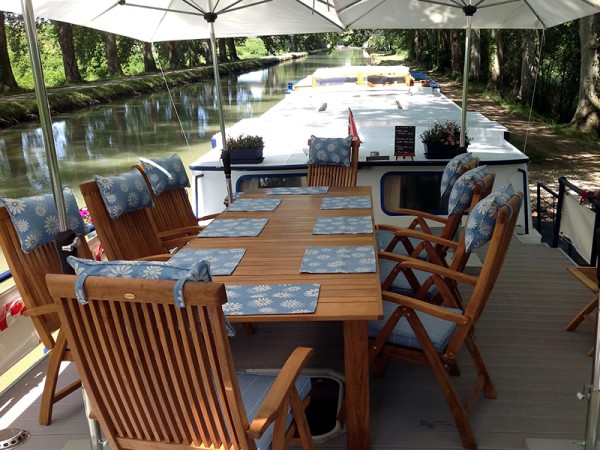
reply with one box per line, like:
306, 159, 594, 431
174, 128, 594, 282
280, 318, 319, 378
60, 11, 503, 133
204, 9, 234, 205
21, 0, 77, 275
460, 12, 474, 151
21, 0, 68, 229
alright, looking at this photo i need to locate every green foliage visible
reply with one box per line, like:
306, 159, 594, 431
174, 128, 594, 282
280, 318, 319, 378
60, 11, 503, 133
236, 37, 268, 59
226, 134, 264, 150
420, 120, 470, 146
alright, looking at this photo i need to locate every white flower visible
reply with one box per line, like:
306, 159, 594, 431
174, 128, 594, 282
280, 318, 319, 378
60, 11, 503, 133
109, 265, 133, 277
24, 231, 41, 249
250, 297, 273, 307
127, 192, 139, 207
120, 181, 130, 192
35, 204, 47, 216
142, 266, 163, 279
44, 215, 59, 235
16, 219, 29, 233
281, 299, 302, 309
96, 177, 113, 189
6, 200, 26, 215
105, 193, 117, 204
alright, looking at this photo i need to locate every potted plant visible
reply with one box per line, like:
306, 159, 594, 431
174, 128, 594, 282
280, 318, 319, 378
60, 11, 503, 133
226, 134, 265, 164
420, 120, 471, 159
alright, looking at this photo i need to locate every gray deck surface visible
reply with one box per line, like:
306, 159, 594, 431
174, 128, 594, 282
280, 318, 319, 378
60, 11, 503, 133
0, 235, 596, 450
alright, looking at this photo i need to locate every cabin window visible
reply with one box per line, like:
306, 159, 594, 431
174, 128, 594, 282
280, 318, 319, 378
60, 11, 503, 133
381, 171, 446, 215
236, 173, 307, 191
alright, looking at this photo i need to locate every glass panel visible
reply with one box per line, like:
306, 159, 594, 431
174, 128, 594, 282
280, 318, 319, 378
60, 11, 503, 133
381, 171, 446, 215
236, 174, 307, 191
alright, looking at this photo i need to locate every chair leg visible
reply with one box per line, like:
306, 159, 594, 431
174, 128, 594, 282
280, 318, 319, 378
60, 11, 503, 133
39, 331, 81, 425
242, 322, 256, 335
404, 308, 477, 450
565, 297, 598, 331
464, 334, 496, 401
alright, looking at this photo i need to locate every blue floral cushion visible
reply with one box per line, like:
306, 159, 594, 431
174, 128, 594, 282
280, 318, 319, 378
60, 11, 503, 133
94, 168, 154, 220
447, 165, 488, 216
0, 187, 88, 253
308, 135, 353, 167
66, 256, 236, 336
464, 184, 515, 252
440, 152, 477, 199
140, 154, 190, 196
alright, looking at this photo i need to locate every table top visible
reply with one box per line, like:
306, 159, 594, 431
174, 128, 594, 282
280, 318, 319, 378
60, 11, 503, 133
186, 185, 383, 322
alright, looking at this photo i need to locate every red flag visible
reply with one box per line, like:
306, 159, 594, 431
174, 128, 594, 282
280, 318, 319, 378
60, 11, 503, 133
348, 107, 362, 143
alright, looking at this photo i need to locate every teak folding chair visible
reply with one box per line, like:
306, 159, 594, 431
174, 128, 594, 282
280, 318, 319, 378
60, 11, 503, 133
307, 138, 360, 187
134, 163, 217, 236
565, 265, 598, 355
378, 172, 496, 306
369, 191, 523, 450
80, 180, 191, 261
376, 156, 482, 263
0, 206, 92, 425
46, 274, 315, 450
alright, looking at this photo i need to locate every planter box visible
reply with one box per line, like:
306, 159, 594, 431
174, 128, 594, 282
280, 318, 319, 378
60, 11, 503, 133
230, 147, 264, 164
423, 143, 460, 159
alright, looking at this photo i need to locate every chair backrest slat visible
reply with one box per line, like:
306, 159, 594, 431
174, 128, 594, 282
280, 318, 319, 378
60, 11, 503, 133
48, 275, 254, 450
307, 139, 360, 187
80, 180, 166, 260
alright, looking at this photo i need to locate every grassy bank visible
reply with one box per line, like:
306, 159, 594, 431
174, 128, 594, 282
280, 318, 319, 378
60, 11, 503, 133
0, 52, 312, 128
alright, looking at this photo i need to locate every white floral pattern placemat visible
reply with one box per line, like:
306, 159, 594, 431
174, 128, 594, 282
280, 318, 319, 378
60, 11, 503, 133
168, 248, 246, 275
198, 218, 268, 237
320, 196, 372, 210
225, 198, 282, 212
267, 187, 329, 195
300, 246, 376, 273
223, 284, 320, 315
312, 216, 373, 235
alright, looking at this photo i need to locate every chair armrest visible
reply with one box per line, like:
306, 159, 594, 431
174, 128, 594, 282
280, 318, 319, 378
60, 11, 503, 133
161, 235, 197, 252
248, 346, 314, 439
197, 213, 218, 223
400, 259, 478, 286
135, 254, 172, 261
384, 209, 449, 224
389, 228, 459, 250
382, 291, 468, 324
23, 303, 57, 316
158, 226, 203, 240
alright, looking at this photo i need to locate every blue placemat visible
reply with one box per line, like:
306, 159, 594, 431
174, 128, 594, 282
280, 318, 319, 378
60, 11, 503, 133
225, 198, 281, 212
300, 246, 377, 273
320, 196, 372, 210
267, 187, 329, 195
223, 284, 320, 315
169, 248, 246, 275
313, 216, 373, 235
198, 218, 268, 237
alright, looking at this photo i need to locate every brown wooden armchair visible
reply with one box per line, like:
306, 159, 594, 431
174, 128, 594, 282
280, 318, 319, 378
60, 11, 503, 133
307, 137, 360, 187
369, 190, 523, 450
0, 205, 92, 425
134, 163, 218, 236
80, 179, 192, 261
375, 156, 483, 263
47, 273, 315, 450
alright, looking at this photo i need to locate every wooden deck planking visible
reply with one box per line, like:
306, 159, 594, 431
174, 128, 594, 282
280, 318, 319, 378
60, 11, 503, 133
0, 236, 596, 450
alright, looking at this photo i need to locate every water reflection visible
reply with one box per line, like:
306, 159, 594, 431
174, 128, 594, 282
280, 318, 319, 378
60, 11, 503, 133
0, 48, 369, 200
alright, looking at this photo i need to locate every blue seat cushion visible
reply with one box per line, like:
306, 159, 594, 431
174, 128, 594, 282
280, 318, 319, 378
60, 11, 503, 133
376, 229, 429, 259
94, 168, 154, 219
0, 187, 88, 253
368, 300, 460, 352
140, 154, 190, 196
465, 183, 514, 252
308, 135, 352, 167
238, 372, 312, 450
66, 256, 236, 337
378, 257, 437, 300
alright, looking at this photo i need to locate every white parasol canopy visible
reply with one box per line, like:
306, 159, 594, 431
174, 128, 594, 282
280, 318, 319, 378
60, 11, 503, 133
333, 0, 600, 147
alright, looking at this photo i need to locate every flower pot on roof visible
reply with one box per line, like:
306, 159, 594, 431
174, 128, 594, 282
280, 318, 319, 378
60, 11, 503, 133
420, 121, 470, 159
226, 134, 264, 164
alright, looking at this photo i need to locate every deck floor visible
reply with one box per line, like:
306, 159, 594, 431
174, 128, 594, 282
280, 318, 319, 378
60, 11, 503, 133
0, 236, 596, 450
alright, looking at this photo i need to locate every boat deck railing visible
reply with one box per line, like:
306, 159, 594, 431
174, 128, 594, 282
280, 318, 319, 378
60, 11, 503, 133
536, 176, 600, 266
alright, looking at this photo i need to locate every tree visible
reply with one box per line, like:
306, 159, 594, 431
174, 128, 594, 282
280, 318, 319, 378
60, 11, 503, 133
451, 30, 461, 75
0, 12, 19, 92
226, 38, 239, 61
218, 38, 228, 62
104, 32, 123, 76
518, 30, 540, 104
490, 30, 503, 90
571, 13, 600, 135
141, 41, 157, 72
55, 21, 83, 83
469, 29, 481, 82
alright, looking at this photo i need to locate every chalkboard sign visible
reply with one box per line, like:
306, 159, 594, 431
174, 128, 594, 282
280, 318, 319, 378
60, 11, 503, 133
394, 126, 416, 159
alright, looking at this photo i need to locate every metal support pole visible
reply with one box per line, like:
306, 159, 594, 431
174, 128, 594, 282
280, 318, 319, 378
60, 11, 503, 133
20, 0, 68, 231
82, 388, 105, 450
460, 12, 474, 151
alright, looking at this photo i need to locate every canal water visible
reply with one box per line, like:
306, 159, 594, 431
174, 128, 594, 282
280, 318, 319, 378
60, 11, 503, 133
0, 47, 369, 275
0, 48, 369, 201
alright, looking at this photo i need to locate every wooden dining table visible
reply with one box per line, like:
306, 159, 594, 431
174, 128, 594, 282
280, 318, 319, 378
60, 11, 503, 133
184, 185, 382, 450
